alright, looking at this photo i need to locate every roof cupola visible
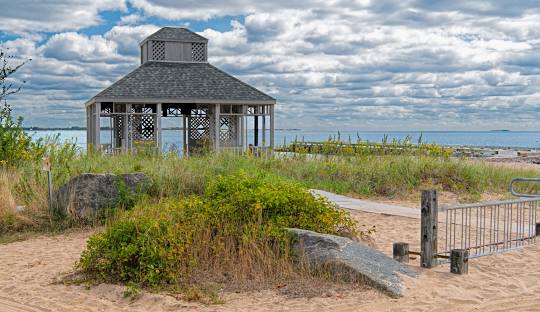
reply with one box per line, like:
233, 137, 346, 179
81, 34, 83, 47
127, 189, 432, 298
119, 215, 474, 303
139, 27, 208, 64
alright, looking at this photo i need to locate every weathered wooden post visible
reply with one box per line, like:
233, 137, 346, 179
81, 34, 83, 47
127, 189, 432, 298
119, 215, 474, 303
536, 222, 540, 236
421, 190, 438, 268
450, 249, 468, 274
42, 157, 53, 216
393, 242, 409, 263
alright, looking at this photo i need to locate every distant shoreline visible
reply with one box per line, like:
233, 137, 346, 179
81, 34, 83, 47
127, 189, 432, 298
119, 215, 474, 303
24, 127, 303, 131
24, 128, 540, 132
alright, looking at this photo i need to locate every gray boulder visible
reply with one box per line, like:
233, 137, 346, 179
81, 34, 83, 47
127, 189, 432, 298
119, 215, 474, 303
55, 173, 151, 220
287, 228, 416, 297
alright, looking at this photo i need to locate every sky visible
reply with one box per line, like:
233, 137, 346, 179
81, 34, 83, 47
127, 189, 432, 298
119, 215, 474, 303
1, 0, 540, 131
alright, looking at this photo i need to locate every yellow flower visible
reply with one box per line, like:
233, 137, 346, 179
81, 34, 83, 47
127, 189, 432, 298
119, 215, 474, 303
254, 201, 262, 210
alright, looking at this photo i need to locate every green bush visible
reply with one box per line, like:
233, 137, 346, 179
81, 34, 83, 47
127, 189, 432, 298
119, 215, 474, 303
204, 171, 356, 238
0, 47, 33, 167
0, 110, 33, 166
77, 171, 357, 290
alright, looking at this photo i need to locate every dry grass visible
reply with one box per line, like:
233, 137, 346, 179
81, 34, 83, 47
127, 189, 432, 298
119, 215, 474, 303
0, 171, 17, 215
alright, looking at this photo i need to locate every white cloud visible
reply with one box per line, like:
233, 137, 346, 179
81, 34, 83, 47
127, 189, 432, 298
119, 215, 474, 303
41, 33, 120, 62
0, 0, 126, 35
104, 25, 161, 55
118, 14, 143, 25
3, 0, 540, 130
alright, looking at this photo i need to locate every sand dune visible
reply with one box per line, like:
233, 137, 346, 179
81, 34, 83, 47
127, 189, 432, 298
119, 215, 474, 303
1, 210, 540, 311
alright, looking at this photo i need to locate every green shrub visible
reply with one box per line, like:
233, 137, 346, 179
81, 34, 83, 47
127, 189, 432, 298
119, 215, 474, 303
0, 110, 33, 166
77, 171, 357, 291
204, 171, 356, 238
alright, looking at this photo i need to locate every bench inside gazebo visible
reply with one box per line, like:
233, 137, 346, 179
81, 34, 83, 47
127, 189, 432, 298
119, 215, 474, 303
85, 27, 276, 155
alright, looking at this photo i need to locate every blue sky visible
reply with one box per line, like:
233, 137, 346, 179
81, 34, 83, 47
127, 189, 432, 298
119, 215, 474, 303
1, 0, 540, 130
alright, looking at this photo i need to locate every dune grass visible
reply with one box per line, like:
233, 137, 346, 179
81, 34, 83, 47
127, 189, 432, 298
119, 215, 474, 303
1, 150, 539, 237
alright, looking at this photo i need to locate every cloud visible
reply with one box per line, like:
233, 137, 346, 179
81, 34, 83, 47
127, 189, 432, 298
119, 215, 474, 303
118, 14, 144, 25
0, 0, 126, 35
41, 33, 120, 62
104, 25, 160, 55
3, 0, 540, 130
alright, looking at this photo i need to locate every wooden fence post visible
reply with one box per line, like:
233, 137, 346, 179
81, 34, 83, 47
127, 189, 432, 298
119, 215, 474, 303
393, 242, 409, 263
450, 249, 468, 274
421, 190, 438, 268
42, 157, 53, 216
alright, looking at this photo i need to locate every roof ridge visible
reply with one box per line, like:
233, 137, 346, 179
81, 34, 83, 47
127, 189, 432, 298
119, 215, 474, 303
145, 27, 207, 42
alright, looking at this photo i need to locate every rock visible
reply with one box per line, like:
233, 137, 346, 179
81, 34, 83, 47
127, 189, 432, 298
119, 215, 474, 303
287, 228, 416, 297
55, 173, 151, 220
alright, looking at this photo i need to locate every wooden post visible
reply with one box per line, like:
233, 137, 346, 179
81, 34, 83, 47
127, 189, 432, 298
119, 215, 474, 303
86, 106, 91, 150
535, 222, 540, 236
214, 103, 220, 150
450, 249, 468, 274
235, 115, 241, 153
183, 115, 188, 156
270, 105, 275, 150
94, 102, 101, 148
254, 114, 259, 146
123, 104, 131, 151
393, 242, 409, 263
156, 103, 162, 151
421, 190, 438, 268
262, 107, 266, 147
240, 106, 245, 152
42, 157, 53, 215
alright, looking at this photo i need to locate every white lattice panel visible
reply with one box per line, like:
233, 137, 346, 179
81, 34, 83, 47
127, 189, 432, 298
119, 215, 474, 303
188, 117, 210, 140
152, 41, 165, 60
191, 43, 206, 62
219, 116, 236, 144
130, 115, 155, 141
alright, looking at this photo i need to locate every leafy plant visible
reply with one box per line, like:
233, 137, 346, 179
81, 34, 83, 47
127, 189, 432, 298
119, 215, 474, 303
0, 46, 32, 167
77, 171, 358, 295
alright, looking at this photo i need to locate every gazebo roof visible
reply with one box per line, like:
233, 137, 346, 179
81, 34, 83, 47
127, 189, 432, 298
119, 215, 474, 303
90, 61, 275, 104
141, 27, 208, 45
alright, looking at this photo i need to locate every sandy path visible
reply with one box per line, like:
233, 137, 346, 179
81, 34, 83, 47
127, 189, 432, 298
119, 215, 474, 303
0, 230, 203, 312
2, 211, 540, 311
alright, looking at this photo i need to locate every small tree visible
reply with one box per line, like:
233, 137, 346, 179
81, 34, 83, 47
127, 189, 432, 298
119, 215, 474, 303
0, 46, 32, 166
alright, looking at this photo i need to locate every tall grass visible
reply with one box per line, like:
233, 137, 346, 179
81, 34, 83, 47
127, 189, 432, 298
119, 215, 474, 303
279, 135, 453, 157
1, 149, 539, 236
0, 171, 16, 215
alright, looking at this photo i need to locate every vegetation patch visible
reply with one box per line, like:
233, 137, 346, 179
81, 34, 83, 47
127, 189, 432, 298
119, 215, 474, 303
76, 172, 357, 301
2, 150, 540, 238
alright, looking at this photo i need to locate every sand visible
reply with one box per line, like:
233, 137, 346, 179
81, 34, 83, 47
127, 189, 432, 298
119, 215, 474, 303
1, 209, 540, 312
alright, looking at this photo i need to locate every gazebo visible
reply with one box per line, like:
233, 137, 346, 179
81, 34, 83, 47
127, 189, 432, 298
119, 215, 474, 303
85, 27, 276, 154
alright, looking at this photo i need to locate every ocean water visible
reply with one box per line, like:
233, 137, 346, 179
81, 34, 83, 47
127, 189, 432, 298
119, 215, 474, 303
28, 130, 540, 151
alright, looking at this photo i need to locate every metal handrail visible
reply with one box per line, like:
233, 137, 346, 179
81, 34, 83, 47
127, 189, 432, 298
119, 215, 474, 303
510, 178, 540, 198
441, 197, 540, 211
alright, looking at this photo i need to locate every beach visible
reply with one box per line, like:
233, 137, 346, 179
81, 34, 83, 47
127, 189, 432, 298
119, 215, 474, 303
4, 2, 540, 310
2, 197, 540, 311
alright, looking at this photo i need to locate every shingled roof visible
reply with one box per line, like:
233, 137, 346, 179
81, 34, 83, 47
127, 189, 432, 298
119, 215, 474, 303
92, 61, 275, 103
141, 27, 207, 44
